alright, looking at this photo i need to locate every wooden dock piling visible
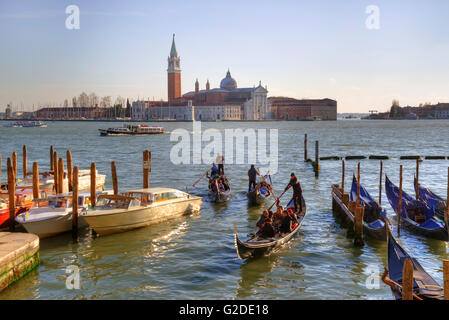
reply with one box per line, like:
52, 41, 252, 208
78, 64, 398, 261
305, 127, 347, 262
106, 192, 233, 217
379, 160, 383, 205
12, 152, 17, 181
304, 134, 308, 161
398, 165, 403, 237
444, 259, 449, 300
0, 153, 2, 188
50, 146, 54, 171
66, 150, 72, 191
143, 150, 151, 189
58, 158, 64, 194
415, 159, 419, 200
22, 145, 27, 179
446, 167, 449, 237
354, 162, 364, 246
402, 258, 414, 300
53, 152, 58, 193
32, 162, 39, 199
315, 141, 319, 177
111, 161, 118, 195
341, 159, 345, 193
7, 159, 15, 231
90, 163, 96, 207
72, 166, 79, 234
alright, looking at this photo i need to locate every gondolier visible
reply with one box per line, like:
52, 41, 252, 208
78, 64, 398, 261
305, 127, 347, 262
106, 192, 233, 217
248, 165, 260, 192
284, 173, 303, 213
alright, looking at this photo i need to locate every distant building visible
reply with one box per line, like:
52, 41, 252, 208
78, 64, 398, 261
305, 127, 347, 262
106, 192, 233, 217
35, 107, 108, 119
269, 97, 337, 120
5, 104, 12, 119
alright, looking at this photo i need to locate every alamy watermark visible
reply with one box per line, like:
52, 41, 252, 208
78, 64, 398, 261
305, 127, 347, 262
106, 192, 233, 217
66, 265, 80, 290
365, 264, 380, 290
170, 121, 279, 174
65, 5, 80, 30
365, 5, 380, 30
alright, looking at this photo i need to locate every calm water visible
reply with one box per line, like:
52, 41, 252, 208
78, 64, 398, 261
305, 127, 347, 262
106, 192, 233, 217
0, 119, 449, 300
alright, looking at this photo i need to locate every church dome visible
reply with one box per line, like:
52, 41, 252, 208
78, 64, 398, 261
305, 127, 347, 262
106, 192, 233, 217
220, 70, 237, 90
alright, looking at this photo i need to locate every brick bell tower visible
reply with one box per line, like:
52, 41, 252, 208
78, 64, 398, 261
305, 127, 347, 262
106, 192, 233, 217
167, 34, 181, 103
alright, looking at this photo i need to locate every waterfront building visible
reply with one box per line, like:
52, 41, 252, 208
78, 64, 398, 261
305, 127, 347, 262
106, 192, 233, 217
35, 106, 108, 120
5, 104, 13, 119
269, 97, 337, 120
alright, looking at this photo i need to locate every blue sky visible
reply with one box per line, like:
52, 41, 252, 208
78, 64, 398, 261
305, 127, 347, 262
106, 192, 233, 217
1, 0, 448, 112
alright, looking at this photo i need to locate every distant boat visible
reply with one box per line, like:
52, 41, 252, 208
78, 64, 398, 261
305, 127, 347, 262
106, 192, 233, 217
3, 121, 47, 128
99, 124, 164, 136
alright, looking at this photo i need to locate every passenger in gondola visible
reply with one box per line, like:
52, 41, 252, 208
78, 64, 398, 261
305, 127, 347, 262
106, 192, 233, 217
248, 164, 260, 192
260, 220, 275, 238
256, 210, 271, 230
279, 210, 294, 234
273, 205, 284, 230
284, 173, 303, 213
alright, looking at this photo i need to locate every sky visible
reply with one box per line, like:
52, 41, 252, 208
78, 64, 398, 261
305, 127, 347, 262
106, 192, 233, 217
1, 0, 448, 113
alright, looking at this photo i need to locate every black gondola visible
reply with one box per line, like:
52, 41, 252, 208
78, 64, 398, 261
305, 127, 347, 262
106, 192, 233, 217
385, 176, 447, 240
383, 231, 443, 300
234, 196, 306, 259
247, 175, 273, 205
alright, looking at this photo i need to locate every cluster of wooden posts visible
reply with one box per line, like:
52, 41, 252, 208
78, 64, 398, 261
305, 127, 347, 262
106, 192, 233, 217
1, 146, 152, 236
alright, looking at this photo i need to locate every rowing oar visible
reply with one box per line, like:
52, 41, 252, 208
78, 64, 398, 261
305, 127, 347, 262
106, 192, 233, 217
267, 189, 287, 212
192, 168, 210, 187
381, 268, 423, 300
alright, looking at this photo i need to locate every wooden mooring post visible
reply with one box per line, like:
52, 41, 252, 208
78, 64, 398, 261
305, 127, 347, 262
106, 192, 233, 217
379, 160, 383, 205
111, 161, 118, 195
354, 162, 364, 246
304, 134, 308, 161
341, 159, 345, 193
315, 141, 319, 177
442, 259, 449, 300
22, 145, 27, 180
7, 158, 15, 231
32, 162, 39, 199
90, 163, 96, 207
72, 166, 79, 235
398, 165, 403, 237
53, 152, 58, 193
415, 159, 420, 200
143, 150, 151, 189
50, 146, 54, 171
66, 150, 72, 191
12, 152, 17, 181
58, 157, 64, 194
0, 153, 2, 188
402, 258, 414, 300
445, 167, 449, 239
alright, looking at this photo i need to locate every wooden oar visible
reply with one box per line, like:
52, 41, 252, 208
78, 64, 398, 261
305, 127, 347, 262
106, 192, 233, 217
192, 168, 210, 187
267, 189, 287, 212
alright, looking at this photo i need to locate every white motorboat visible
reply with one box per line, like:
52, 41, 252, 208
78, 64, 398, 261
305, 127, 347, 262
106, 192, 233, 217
16, 169, 106, 193
81, 188, 202, 236
15, 191, 107, 238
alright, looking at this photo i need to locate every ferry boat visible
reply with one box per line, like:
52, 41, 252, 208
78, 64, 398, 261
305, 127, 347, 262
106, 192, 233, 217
99, 124, 164, 136
3, 121, 47, 128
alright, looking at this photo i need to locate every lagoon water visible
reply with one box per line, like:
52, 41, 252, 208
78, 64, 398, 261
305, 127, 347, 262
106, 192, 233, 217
1, 119, 449, 300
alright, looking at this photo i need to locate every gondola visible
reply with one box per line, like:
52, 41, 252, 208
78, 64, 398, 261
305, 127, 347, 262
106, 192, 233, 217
247, 175, 273, 205
385, 176, 447, 240
208, 175, 231, 203
383, 231, 443, 300
414, 177, 447, 221
349, 176, 393, 241
234, 196, 306, 259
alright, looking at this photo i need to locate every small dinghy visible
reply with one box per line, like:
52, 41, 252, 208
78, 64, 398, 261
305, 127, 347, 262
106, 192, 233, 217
385, 176, 447, 240
247, 175, 273, 205
234, 196, 306, 259
382, 231, 443, 300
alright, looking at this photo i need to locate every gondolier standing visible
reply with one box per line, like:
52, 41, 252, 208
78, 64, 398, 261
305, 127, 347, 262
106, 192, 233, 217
284, 173, 303, 213
248, 165, 260, 192
216, 152, 224, 175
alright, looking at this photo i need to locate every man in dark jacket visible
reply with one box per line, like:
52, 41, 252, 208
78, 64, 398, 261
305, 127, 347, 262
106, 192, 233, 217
248, 165, 260, 192
284, 173, 303, 213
